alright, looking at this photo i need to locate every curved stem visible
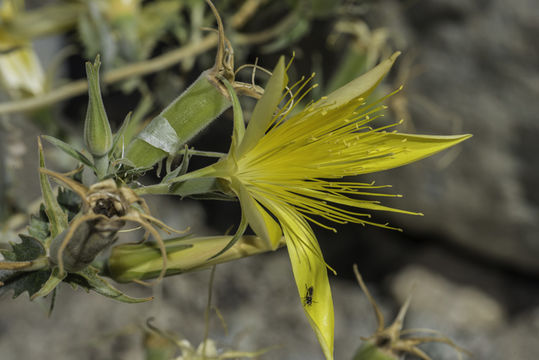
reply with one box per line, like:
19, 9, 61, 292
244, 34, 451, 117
0, 34, 218, 115
0, 7, 297, 115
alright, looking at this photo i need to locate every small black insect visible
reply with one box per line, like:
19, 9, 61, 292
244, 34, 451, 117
303, 285, 315, 306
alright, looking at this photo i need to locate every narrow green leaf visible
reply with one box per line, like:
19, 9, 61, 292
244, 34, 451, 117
71, 267, 153, 303
207, 213, 248, 260
111, 111, 132, 157
162, 146, 190, 183
38, 138, 69, 242
164, 177, 229, 198
218, 77, 245, 156
41, 135, 96, 170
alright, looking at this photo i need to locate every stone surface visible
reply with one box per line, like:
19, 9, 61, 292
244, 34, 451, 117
366, 0, 539, 274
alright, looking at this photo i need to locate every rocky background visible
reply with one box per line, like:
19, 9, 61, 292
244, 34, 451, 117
1, 0, 539, 359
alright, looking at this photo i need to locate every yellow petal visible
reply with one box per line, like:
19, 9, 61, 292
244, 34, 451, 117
274, 206, 334, 360
314, 51, 400, 110
355, 133, 472, 175
233, 178, 282, 250
237, 56, 288, 157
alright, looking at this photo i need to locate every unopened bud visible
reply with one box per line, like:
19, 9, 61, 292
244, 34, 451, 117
84, 55, 113, 157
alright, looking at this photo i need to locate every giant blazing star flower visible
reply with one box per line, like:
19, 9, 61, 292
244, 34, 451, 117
183, 52, 470, 360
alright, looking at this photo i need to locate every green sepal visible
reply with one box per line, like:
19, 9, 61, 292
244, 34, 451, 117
67, 266, 153, 303
30, 267, 66, 300
41, 135, 96, 171
162, 146, 191, 183
84, 55, 113, 157
207, 213, 248, 260
169, 177, 232, 198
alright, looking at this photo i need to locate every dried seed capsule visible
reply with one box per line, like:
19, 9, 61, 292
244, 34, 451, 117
49, 217, 124, 272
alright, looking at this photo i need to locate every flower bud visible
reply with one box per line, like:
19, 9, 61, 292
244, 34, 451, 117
84, 55, 113, 157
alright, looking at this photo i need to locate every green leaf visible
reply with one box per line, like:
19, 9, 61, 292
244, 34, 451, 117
111, 111, 132, 157
208, 213, 248, 260
30, 267, 66, 300
68, 267, 153, 303
0, 270, 51, 299
56, 187, 82, 221
42, 135, 96, 170
28, 205, 51, 243
11, 235, 46, 261
38, 138, 69, 241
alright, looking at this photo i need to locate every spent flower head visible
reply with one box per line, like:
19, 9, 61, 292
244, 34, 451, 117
176, 52, 470, 360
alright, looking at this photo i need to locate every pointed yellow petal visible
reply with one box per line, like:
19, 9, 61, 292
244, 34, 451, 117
237, 56, 287, 157
233, 178, 282, 250
355, 133, 472, 175
278, 208, 334, 360
314, 52, 400, 110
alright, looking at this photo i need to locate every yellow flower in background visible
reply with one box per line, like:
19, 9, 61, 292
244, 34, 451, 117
0, 0, 44, 96
181, 52, 470, 360
0, 46, 45, 96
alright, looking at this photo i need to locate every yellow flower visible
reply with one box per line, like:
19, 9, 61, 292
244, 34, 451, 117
0, 1, 45, 96
180, 52, 470, 360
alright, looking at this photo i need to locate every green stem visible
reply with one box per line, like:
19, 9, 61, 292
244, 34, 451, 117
164, 165, 217, 184
187, 149, 226, 158
94, 155, 109, 180
134, 184, 169, 196
0, 34, 219, 115
106, 235, 277, 283
134, 166, 217, 196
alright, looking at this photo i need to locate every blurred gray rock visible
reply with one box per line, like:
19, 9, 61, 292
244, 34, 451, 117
389, 265, 539, 360
368, 0, 539, 273
391, 265, 505, 331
